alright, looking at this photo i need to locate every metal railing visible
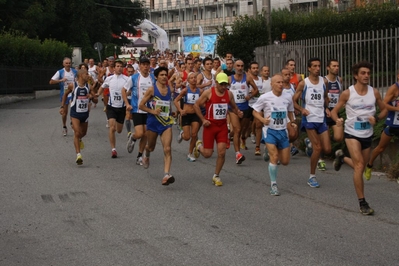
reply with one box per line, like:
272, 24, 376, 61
254, 28, 399, 92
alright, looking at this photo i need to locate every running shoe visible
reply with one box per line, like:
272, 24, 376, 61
126, 135, 135, 153
177, 130, 183, 144
240, 141, 248, 150
304, 138, 313, 157
187, 153, 196, 162
76, 154, 83, 165
359, 201, 374, 215
212, 175, 223, 186
236, 152, 246, 164
250, 133, 256, 144
270, 184, 280, 196
333, 149, 344, 171
142, 155, 150, 169
103, 106, 106, 112
111, 149, 117, 158
290, 146, 299, 156
317, 160, 326, 171
62, 126, 67, 136
193, 139, 203, 158
136, 157, 143, 166
263, 146, 270, 162
79, 139, 84, 150
307, 177, 320, 188
106, 120, 109, 128
255, 147, 261, 156
162, 174, 175, 186
363, 165, 372, 181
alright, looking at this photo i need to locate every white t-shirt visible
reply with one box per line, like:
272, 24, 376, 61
102, 74, 129, 108
252, 91, 294, 131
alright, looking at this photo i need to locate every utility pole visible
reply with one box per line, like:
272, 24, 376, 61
253, 0, 258, 18
262, 0, 272, 44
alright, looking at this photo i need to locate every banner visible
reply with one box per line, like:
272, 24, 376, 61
183, 34, 217, 54
138, 19, 169, 51
199, 26, 204, 54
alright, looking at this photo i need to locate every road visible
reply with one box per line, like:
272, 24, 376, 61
0, 96, 398, 266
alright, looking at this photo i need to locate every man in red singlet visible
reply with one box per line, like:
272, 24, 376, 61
285, 59, 303, 89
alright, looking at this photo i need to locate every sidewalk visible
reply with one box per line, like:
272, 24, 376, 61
0, 90, 59, 105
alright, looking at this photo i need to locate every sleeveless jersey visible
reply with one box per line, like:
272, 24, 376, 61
88, 65, 98, 81
283, 84, 296, 97
70, 83, 90, 117
262, 78, 272, 94
230, 74, 249, 110
147, 83, 174, 126
205, 87, 230, 124
302, 77, 326, 123
290, 73, 300, 89
344, 85, 376, 138
184, 85, 201, 105
106, 67, 114, 77
127, 73, 155, 113
201, 72, 215, 91
249, 76, 263, 107
385, 82, 399, 128
325, 76, 342, 109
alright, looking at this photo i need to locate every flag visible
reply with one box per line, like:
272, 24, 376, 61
199, 26, 204, 55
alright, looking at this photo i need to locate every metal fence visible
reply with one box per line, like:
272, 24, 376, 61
0, 66, 58, 95
255, 28, 399, 92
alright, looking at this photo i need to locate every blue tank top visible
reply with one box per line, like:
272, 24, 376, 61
147, 83, 174, 126
184, 85, 201, 105
386, 82, 399, 128
230, 74, 249, 110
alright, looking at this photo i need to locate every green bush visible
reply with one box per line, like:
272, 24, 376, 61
0, 30, 71, 67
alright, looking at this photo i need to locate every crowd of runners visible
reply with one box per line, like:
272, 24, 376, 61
50, 51, 399, 215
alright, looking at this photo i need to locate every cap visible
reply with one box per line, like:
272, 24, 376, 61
108, 56, 115, 61
139, 57, 150, 64
216, 73, 229, 84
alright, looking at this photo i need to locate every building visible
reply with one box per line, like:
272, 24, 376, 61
145, 0, 265, 50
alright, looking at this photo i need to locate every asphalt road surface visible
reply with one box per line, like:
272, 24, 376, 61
1, 96, 398, 266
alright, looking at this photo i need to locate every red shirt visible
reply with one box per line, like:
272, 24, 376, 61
205, 87, 230, 125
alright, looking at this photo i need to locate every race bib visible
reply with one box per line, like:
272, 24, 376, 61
394, 111, 399, 126
76, 98, 89, 113
234, 89, 246, 103
111, 90, 123, 107
354, 121, 371, 130
270, 107, 287, 130
155, 100, 170, 117
186, 92, 199, 104
213, 103, 228, 120
309, 91, 323, 106
328, 93, 339, 108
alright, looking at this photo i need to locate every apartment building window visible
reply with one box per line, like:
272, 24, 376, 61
150, 0, 154, 9
167, 0, 172, 6
185, 0, 189, 4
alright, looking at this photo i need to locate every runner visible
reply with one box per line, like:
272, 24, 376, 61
49, 57, 77, 136
123, 64, 136, 147
197, 57, 215, 92
285, 59, 303, 89
193, 73, 243, 186
138, 67, 175, 185
228, 60, 258, 164
123, 57, 156, 165
293, 57, 331, 188
331, 61, 386, 215
59, 69, 97, 165
97, 59, 129, 158
252, 74, 296, 195
98, 56, 116, 127
174, 72, 202, 162
363, 70, 399, 180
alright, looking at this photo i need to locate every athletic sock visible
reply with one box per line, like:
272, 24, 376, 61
367, 163, 373, 168
268, 163, 278, 184
358, 198, 366, 205
309, 174, 316, 179
137, 152, 143, 158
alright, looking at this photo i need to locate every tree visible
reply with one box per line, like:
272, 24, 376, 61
0, 0, 147, 59
216, 14, 269, 65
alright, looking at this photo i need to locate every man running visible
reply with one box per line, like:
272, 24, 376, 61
98, 56, 116, 127
123, 57, 155, 165
138, 67, 175, 185
193, 73, 243, 186
252, 74, 296, 195
293, 57, 331, 188
363, 70, 399, 180
50, 57, 77, 136
59, 69, 97, 165
97, 59, 129, 158
286, 59, 303, 89
331, 61, 386, 215
197, 57, 215, 92
228, 60, 258, 164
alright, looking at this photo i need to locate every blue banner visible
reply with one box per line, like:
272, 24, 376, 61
183, 34, 217, 54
